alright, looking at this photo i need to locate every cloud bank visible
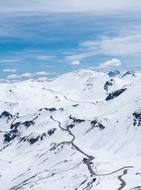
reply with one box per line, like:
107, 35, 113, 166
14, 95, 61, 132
3, 68, 17, 73
6, 71, 48, 80
0, 0, 141, 12
66, 32, 141, 66
99, 58, 122, 68
70, 60, 80, 65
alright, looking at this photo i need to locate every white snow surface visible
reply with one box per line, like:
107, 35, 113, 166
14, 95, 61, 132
0, 69, 141, 190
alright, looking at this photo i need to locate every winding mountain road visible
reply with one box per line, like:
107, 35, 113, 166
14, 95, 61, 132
50, 116, 133, 179
117, 169, 128, 190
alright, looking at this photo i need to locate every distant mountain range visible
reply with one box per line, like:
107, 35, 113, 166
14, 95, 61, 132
0, 69, 141, 190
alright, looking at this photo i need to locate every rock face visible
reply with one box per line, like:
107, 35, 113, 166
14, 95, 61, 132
4, 129, 19, 143
22, 121, 35, 128
104, 79, 114, 91
133, 111, 141, 127
0, 111, 12, 119
28, 136, 40, 144
45, 108, 57, 112
48, 128, 57, 136
121, 71, 135, 78
91, 120, 105, 130
10, 122, 21, 129
106, 88, 127, 101
66, 124, 75, 129
108, 70, 120, 77
11, 120, 35, 130
69, 115, 85, 123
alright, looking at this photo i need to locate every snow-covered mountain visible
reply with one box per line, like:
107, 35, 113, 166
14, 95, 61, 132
0, 69, 141, 190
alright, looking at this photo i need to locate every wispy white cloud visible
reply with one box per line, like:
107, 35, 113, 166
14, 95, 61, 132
66, 32, 141, 65
80, 33, 141, 56
69, 60, 80, 65
37, 55, 52, 61
6, 71, 48, 80
0, 59, 19, 64
35, 71, 48, 76
0, 0, 141, 12
3, 68, 17, 73
94, 34, 141, 56
67, 52, 94, 62
21, 73, 33, 78
7, 74, 18, 79
99, 58, 122, 68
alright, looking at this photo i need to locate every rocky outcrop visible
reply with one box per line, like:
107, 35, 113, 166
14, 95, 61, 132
121, 71, 135, 78
104, 79, 114, 91
11, 120, 35, 130
69, 115, 85, 123
108, 70, 120, 77
106, 88, 127, 101
91, 120, 105, 130
0, 111, 12, 119
133, 111, 141, 127
4, 129, 19, 143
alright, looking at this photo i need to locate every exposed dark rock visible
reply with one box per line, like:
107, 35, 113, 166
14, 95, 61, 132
121, 71, 135, 78
4, 129, 19, 143
4, 115, 57, 144
45, 108, 57, 112
40, 133, 47, 140
91, 120, 97, 126
91, 120, 105, 130
72, 104, 79, 107
11, 120, 35, 130
133, 111, 141, 127
104, 79, 114, 91
106, 88, 127, 101
108, 70, 120, 77
48, 128, 57, 136
19, 136, 27, 142
39, 107, 64, 112
39, 107, 57, 112
22, 121, 35, 128
69, 115, 85, 123
98, 123, 105, 130
29, 136, 40, 144
0, 111, 12, 119
83, 158, 88, 163
130, 186, 141, 190
136, 172, 141, 175
6, 126, 57, 145
38, 108, 43, 112
19, 131, 50, 143
66, 124, 75, 129
11, 122, 21, 130
59, 108, 64, 111
86, 83, 93, 87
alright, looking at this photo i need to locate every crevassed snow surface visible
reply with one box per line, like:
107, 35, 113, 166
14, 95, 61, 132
0, 70, 141, 190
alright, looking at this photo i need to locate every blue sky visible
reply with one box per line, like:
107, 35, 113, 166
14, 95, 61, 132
0, 1, 141, 80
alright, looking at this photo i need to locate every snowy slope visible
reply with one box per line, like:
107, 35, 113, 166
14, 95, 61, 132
0, 70, 141, 190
